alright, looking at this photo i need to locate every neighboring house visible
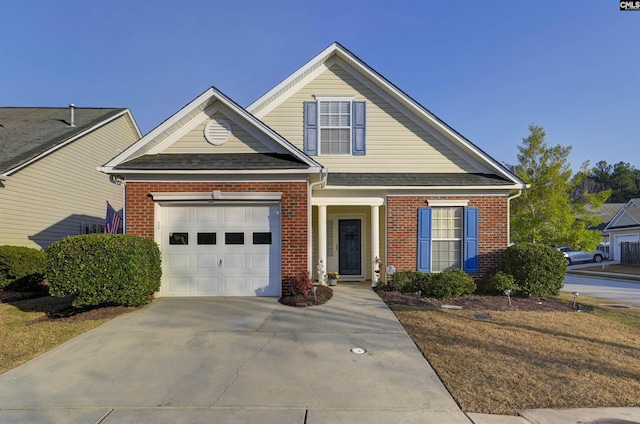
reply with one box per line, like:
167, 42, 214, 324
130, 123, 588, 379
100, 42, 526, 297
603, 199, 640, 261
586, 202, 626, 257
0, 106, 140, 249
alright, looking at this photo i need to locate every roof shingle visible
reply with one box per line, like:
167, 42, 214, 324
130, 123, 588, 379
0, 107, 124, 174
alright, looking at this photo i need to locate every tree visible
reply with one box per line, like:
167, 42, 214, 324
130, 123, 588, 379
507, 124, 609, 250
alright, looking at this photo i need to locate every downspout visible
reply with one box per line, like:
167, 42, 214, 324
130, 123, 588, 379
507, 189, 523, 245
308, 168, 328, 276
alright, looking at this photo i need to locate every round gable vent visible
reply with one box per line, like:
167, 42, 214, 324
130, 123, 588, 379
204, 118, 231, 146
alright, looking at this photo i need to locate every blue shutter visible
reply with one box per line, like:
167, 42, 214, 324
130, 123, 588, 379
352, 101, 366, 156
464, 207, 478, 273
304, 101, 318, 156
417, 208, 432, 273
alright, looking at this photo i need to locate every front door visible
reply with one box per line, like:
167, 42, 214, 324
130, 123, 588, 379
339, 219, 361, 276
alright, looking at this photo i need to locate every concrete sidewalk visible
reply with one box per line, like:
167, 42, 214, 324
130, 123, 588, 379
0, 283, 637, 423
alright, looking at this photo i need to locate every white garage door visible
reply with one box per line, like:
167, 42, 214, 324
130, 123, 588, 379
160, 203, 281, 296
613, 234, 640, 261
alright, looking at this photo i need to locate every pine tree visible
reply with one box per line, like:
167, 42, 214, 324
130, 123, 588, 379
508, 124, 609, 250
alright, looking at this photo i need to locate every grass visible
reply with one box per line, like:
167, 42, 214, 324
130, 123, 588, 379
393, 295, 640, 415
577, 263, 640, 275
0, 296, 109, 375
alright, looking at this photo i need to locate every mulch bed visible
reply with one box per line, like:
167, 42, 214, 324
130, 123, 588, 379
375, 289, 580, 312
278, 285, 333, 307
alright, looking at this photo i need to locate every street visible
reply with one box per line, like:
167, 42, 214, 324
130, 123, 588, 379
562, 273, 640, 307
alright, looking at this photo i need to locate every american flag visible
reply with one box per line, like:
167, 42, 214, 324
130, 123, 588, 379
105, 202, 121, 234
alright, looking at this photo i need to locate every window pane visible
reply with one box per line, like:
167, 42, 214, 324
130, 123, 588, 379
197, 232, 216, 245
320, 102, 329, 113
432, 240, 462, 272
225, 232, 244, 245
432, 207, 463, 238
253, 232, 272, 245
340, 101, 350, 113
169, 232, 189, 245
320, 129, 350, 155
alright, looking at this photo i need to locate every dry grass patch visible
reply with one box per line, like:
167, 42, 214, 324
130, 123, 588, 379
578, 263, 640, 275
396, 307, 640, 415
0, 295, 133, 375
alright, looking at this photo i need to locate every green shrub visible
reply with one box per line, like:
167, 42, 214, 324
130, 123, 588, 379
0, 245, 47, 289
391, 271, 432, 293
427, 268, 477, 299
484, 271, 518, 295
500, 243, 566, 296
46, 234, 161, 307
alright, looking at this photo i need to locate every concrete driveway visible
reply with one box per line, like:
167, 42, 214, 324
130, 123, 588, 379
0, 283, 470, 423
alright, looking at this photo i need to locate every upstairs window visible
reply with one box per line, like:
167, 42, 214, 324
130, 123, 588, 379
304, 98, 366, 156
319, 100, 351, 155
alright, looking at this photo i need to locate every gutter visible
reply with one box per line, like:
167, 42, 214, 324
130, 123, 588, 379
0, 174, 9, 181
507, 189, 523, 245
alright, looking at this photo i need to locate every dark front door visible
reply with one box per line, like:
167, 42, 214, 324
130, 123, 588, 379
339, 219, 361, 276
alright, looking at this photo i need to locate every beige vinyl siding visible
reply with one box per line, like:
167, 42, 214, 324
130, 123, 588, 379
0, 115, 137, 249
164, 112, 271, 154
260, 60, 479, 173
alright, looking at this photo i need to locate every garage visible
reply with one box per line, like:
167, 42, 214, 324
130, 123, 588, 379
612, 233, 640, 261
159, 202, 281, 297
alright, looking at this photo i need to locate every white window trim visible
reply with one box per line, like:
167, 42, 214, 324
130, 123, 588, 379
314, 95, 355, 156
427, 199, 469, 207
431, 206, 464, 272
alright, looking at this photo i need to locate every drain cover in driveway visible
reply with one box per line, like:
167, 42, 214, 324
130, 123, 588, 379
350, 347, 367, 354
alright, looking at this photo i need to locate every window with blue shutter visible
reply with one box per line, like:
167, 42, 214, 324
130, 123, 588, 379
464, 207, 478, 273
417, 208, 432, 273
305, 99, 366, 156
352, 101, 366, 155
303, 101, 318, 155
418, 206, 479, 274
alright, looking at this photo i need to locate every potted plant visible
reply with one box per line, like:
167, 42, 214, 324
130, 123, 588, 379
327, 272, 340, 286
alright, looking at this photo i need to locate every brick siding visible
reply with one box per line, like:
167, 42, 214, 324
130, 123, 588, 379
125, 181, 308, 294
387, 195, 509, 281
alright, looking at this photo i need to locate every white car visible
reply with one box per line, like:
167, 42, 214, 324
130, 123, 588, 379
557, 247, 607, 266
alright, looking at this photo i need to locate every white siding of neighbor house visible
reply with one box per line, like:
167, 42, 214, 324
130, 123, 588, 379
259, 60, 481, 173
164, 111, 272, 154
0, 114, 138, 249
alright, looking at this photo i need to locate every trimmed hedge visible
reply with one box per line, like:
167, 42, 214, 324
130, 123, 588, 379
0, 245, 47, 289
484, 271, 518, 295
47, 234, 161, 307
500, 243, 566, 296
391, 271, 432, 293
428, 268, 476, 299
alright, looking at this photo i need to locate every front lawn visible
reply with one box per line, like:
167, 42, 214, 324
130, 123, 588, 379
0, 294, 135, 375
379, 291, 640, 415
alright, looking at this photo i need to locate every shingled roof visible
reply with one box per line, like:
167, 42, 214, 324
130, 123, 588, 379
115, 153, 309, 171
327, 172, 513, 187
0, 107, 125, 175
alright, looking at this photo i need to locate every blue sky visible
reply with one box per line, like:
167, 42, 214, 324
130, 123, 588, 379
1, 0, 638, 171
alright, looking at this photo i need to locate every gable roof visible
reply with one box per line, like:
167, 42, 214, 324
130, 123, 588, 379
102, 86, 322, 175
247, 42, 526, 189
627, 198, 640, 208
0, 107, 137, 179
604, 206, 640, 231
